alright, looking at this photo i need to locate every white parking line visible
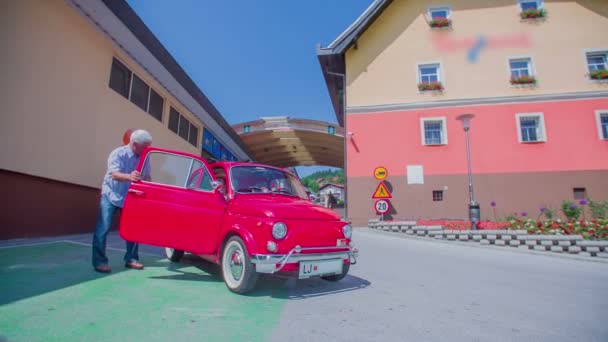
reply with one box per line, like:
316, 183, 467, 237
0, 239, 162, 257
0, 240, 66, 249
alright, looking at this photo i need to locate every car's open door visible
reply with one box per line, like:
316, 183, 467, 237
119, 147, 226, 254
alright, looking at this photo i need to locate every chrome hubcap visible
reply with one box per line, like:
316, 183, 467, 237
228, 246, 243, 281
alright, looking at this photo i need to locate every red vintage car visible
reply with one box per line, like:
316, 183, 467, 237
119, 147, 357, 293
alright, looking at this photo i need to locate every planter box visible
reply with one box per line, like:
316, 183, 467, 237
418, 82, 444, 91
520, 9, 546, 19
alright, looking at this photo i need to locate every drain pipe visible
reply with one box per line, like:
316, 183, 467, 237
326, 71, 347, 222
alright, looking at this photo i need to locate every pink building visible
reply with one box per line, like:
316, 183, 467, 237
318, 0, 608, 225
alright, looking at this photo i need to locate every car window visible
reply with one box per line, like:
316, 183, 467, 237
143, 152, 193, 187
230, 165, 308, 199
187, 162, 214, 191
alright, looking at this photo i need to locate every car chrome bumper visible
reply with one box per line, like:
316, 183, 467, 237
251, 245, 359, 274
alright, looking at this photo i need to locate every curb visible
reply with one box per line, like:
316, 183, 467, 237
356, 227, 608, 264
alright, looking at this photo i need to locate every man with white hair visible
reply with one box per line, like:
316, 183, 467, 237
92, 129, 152, 273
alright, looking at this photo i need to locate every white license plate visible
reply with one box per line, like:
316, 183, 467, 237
298, 259, 342, 279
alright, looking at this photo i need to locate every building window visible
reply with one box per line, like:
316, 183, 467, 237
586, 51, 608, 81
243, 125, 251, 133
188, 123, 199, 147
596, 110, 608, 140
148, 89, 164, 122
518, 0, 542, 11
421, 117, 447, 145
509, 58, 533, 77
108, 57, 164, 122
427, 6, 451, 27
418, 63, 443, 91
432, 190, 444, 202
109, 58, 131, 99
573, 188, 586, 200
130, 74, 150, 112
428, 6, 450, 20
169, 107, 199, 147
328, 126, 336, 135
587, 52, 607, 72
418, 64, 440, 84
516, 113, 546, 143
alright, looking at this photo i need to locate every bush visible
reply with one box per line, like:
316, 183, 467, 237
507, 218, 608, 240
542, 207, 555, 220
561, 200, 581, 220
589, 199, 608, 219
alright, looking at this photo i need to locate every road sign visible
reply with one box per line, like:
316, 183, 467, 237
372, 182, 392, 199
373, 167, 388, 181
375, 199, 390, 214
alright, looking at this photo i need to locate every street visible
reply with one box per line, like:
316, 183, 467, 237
1, 229, 607, 342
271, 229, 608, 342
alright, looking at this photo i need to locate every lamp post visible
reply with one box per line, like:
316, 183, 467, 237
456, 114, 480, 230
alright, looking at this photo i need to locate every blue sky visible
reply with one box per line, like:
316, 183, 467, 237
126, 0, 373, 177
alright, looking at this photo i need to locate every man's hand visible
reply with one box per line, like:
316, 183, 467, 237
129, 171, 142, 182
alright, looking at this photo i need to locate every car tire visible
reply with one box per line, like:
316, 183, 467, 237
221, 236, 258, 294
321, 263, 350, 282
165, 247, 184, 262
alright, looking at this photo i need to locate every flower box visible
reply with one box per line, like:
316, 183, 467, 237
510, 75, 537, 85
429, 17, 450, 28
418, 82, 444, 91
520, 8, 546, 19
589, 69, 608, 80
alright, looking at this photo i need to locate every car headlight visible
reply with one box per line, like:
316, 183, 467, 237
272, 222, 288, 240
343, 224, 353, 239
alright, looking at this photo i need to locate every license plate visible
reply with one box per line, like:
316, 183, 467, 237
298, 259, 342, 279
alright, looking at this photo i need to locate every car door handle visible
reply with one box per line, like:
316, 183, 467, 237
128, 189, 145, 196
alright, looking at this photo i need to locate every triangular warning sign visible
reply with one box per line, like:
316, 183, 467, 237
372, 182, 392, 199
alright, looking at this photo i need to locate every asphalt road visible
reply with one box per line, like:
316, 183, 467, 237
270, 228, 608, 342
2, 229, 607, 342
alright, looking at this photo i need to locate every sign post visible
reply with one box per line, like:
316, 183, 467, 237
372, 167, 392, 221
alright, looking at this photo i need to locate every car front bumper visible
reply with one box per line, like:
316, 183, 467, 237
250, 245, 359, 274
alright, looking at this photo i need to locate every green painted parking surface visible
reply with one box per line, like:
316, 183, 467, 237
0, 242, 287, 342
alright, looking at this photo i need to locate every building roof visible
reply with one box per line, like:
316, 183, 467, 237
316, 0, 393, 126
319, 183, 345, 191
102, 0, 253, 159
232, 117, 344, 168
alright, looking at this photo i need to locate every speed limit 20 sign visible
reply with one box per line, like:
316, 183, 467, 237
375, 199, 390, 214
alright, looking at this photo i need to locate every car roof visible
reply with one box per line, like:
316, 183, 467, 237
209, 161, 293, 174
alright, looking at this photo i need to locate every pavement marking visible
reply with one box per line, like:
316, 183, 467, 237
0, 240, 68, 249
0, 238, 161, 257
60, 240, 161, 257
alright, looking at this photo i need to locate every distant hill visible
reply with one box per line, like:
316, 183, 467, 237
300, 169, 344, 193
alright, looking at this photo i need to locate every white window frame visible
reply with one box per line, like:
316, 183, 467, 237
517, 0, 543, 12
515, 113, 547, 143
420, 117, 448, 146
417, 62, 444, 90
427, 6, 451, 20
583, 49, 608, 80
508, 57, 535, 78
595, 110, 608, 140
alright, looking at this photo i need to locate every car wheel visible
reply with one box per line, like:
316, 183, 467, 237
221, 236, 259, 294
165, 247, 184, 262
321, 263, 350, 282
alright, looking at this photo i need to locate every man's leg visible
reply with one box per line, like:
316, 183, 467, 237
124, 240, 142, 269
92, 195, 117, 270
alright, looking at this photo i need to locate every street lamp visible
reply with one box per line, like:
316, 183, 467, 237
456, 114, 480, 230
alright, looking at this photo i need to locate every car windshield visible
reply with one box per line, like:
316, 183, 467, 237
230, 166, 308, 199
